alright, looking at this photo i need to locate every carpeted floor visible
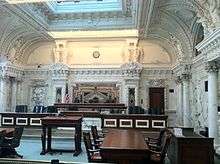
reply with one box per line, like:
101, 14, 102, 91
14, 137, 220, 164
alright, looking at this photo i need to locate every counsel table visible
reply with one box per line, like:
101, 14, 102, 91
100, 129, 149, 164
40, 116, 82, 156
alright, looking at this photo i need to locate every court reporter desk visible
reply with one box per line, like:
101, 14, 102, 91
40, 116, 82, 156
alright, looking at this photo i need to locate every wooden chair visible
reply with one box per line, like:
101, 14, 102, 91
148, 132, 172, 164
91, 126, 104, 145
0, 127, 24, 158
145, 128, 167, 151
83, 132, 103, 163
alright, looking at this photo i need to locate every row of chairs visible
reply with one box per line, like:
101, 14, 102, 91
15, 105, 57, 113
83, 126, 171, 164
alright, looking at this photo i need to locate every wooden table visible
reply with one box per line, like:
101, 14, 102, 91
100, 129, 149, 164
40, 116, 82, 156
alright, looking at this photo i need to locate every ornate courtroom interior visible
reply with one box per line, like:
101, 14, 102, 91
0, 0, 219, 164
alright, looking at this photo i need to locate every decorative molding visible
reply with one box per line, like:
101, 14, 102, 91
121, 62, 143, 77
196, 28, 220, 61
205, 61, 219, 73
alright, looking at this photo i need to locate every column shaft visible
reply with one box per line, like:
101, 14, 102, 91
208, 71, 219, 145
182, 74, 191, 127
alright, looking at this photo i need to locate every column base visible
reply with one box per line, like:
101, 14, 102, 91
215, 145, 220, 156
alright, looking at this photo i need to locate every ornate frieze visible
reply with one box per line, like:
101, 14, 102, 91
121, 62, 143, 77
148, 79, 165, 87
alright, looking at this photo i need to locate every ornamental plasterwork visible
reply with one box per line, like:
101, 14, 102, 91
27, 0, 134, 30
196, 28, 220, 61
195, 0, 219, 33
148, 79, 165, 87
121, 62, 143, 77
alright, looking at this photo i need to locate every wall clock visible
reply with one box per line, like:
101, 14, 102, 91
93, 51, 100, 58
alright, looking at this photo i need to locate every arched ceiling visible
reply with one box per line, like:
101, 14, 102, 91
0, 0, 215, 65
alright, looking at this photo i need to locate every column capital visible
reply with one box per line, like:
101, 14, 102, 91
175, 76, 182, 84
181, 73, 191, 82
205, 61, 219, 73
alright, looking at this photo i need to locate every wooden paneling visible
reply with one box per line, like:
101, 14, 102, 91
167, 128, 214, 164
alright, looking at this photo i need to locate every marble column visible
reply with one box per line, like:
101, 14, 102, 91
206, 62, 219, 146
175, 76, 183, 126
11, 78, 17, 112
0, 76, 9, 112
182, 73, 191, 127
135, 87, 138, 106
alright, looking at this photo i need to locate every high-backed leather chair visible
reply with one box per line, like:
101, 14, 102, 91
15, 105, 28, 113
83, 132, 102, 163
0, 127, 24, 158
46, 106, 58, 113
145, 128, 167, 151
33, 105, 45, 113
91, 126, 104, 146
148, 132, 171, 164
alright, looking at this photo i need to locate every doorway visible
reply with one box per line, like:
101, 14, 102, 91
149, 87, 165, 114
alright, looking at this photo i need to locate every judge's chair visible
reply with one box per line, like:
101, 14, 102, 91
15, 105, 28, 113
91, 126, 104, 146
33, 105, 46, 113
0, 127, 24, 158
83, 132, 102, 163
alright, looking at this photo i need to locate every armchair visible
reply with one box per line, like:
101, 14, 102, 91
83, 132, 103, 163
0, 127, 24, 158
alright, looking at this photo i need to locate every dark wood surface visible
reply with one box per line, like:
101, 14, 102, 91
167, 128, 214, 164
0, 112, 55, 127
61, 111, 100, 117
40, 116, 82, 156
100, 129, 149, 164
54, 103, 127, 113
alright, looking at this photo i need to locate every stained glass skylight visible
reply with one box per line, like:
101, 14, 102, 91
46, 0, 122, 13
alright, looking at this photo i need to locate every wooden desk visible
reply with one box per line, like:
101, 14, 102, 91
40, 116, 82, 156
100, 129, 149, 164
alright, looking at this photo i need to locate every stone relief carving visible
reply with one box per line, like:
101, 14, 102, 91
148, 79, 165, 87
169, 33, 184, 63
121, 62, 143, 76
53, 42, 68, 64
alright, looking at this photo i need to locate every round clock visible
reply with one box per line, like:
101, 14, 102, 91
93, 51, 100, 59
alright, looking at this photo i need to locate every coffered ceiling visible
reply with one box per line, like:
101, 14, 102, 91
0, 0, 208, 64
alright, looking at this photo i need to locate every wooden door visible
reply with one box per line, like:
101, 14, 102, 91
149, 88, 164, 114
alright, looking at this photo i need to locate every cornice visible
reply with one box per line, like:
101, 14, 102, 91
196, 28, 220, 61
196, 28, 220, 51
